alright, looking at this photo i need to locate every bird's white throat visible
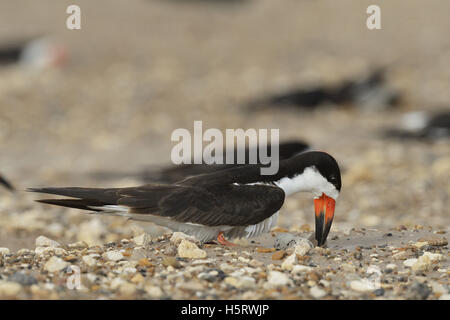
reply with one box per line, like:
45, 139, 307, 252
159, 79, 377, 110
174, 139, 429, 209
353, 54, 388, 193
274, 166, 339, 200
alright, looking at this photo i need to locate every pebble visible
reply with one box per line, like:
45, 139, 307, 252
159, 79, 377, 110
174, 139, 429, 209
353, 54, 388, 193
162, 256, 180, 268
130, 273, 145, 284
224, 276, 256, 289
256, 247, 276, 253
281, 254, 297, 271
291, 265, 313, 274
385, 263, 397, 272
82, 254, 99, 266
0, 247, 10, 256
294, 239, 313, 256
133, 233, 152, 246
271, 250, 286, 260
177, 281, 205, 291
145, 285, 164, 298
349, 279, 378, 292
249, 259, 264, 268
119, 282, 137, 296
406, 282, 431, 299
35, 246, 67, 256
310, 286, 327, 299
265, 271, 293, 288
44, 256, 68, 272
8, 272, 38, 286
341, 263, 356, 273
170, 232, 199, 245
403, 258, 418, 267
35, 235, 61, 248
177, 240, 207, 259
0, 281, 22, 297
68, 241, 89, 249
103, 250, 124, 262
412, 252, 443, 273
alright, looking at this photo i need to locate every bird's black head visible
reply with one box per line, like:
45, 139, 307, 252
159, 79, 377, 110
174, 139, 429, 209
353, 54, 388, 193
280, 151, 342, 247
311, 152, 342, 192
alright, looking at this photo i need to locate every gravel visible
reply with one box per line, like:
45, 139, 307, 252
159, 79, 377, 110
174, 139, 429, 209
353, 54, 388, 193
0, 0, 449, 300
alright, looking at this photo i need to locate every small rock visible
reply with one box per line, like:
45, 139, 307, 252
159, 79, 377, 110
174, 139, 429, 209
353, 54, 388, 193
130, 273, 145, 284
138, 258, 153, 267
374, 288, 385, 296
164, 246, 177, 257
412, 252, 443, 273
281, 254, 297, 271
177, 281, 205, 291
35, 235, 61, 248
406, 282, 431, 300
291, 265, 313, 274
271, 250, 286, 260
44, 256, 68, 273
238, 256, 250, 263
0, 281, 22, 297
265, 271, 293, 288
133, 233, 152, 246
403, 258, 418, 267
119, 282, 137, 296
170, 232, 199, 245
0, 247, 10, 256
294, 239, 313, 256
35, 246, 67, 256
248, 259, 264, 268
68, 241, 89, 249
8, 272, 38, 286
103, 250, 124, 262
145, 285, 164, 298
162, 256, 180, 268
310, 286, 327, 299
385, 263, 397, 272
177, 240, 207, 259
110, 278, 126, 290
341, 263, 356, 273
350, 279, 377, 292
256, 247, 276, 253
224, 276, 256, 289
417, 237, 447, 247
82, 254, 99, 267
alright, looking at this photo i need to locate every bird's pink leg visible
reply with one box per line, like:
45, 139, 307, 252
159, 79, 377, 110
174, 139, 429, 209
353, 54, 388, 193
217, 232, 237, 246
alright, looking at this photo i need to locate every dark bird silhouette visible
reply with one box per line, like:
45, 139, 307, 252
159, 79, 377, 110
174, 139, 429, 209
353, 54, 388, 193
91, 140, 310, 184
29, 151, 341, 246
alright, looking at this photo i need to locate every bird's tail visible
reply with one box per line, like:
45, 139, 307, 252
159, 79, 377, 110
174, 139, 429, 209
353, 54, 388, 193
0, 174, 15, 191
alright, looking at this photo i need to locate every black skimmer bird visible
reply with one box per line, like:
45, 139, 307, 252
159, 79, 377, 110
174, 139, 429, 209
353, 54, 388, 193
0, 174, 14, 191
29, 151, 341, 246
247, 69, 401, 111
383, 110, 450, 140
92, 140, 310, 184
0, 37, 67, 69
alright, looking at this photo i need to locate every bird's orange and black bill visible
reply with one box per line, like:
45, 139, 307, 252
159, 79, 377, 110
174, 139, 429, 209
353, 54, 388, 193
314, 193, 335, 246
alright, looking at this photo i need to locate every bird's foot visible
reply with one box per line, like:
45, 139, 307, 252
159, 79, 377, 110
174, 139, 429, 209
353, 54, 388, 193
217, 232, 237, 246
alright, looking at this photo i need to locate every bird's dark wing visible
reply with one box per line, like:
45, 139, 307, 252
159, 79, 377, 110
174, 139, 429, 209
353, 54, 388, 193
29, 183, 285, 227
0, 174, 14, 191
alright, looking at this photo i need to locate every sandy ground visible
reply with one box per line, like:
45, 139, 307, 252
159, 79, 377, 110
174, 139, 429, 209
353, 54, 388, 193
0, 0, 449, 299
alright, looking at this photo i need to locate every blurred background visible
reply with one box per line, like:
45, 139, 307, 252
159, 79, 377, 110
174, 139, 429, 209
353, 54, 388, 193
0, 0, 448, 250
